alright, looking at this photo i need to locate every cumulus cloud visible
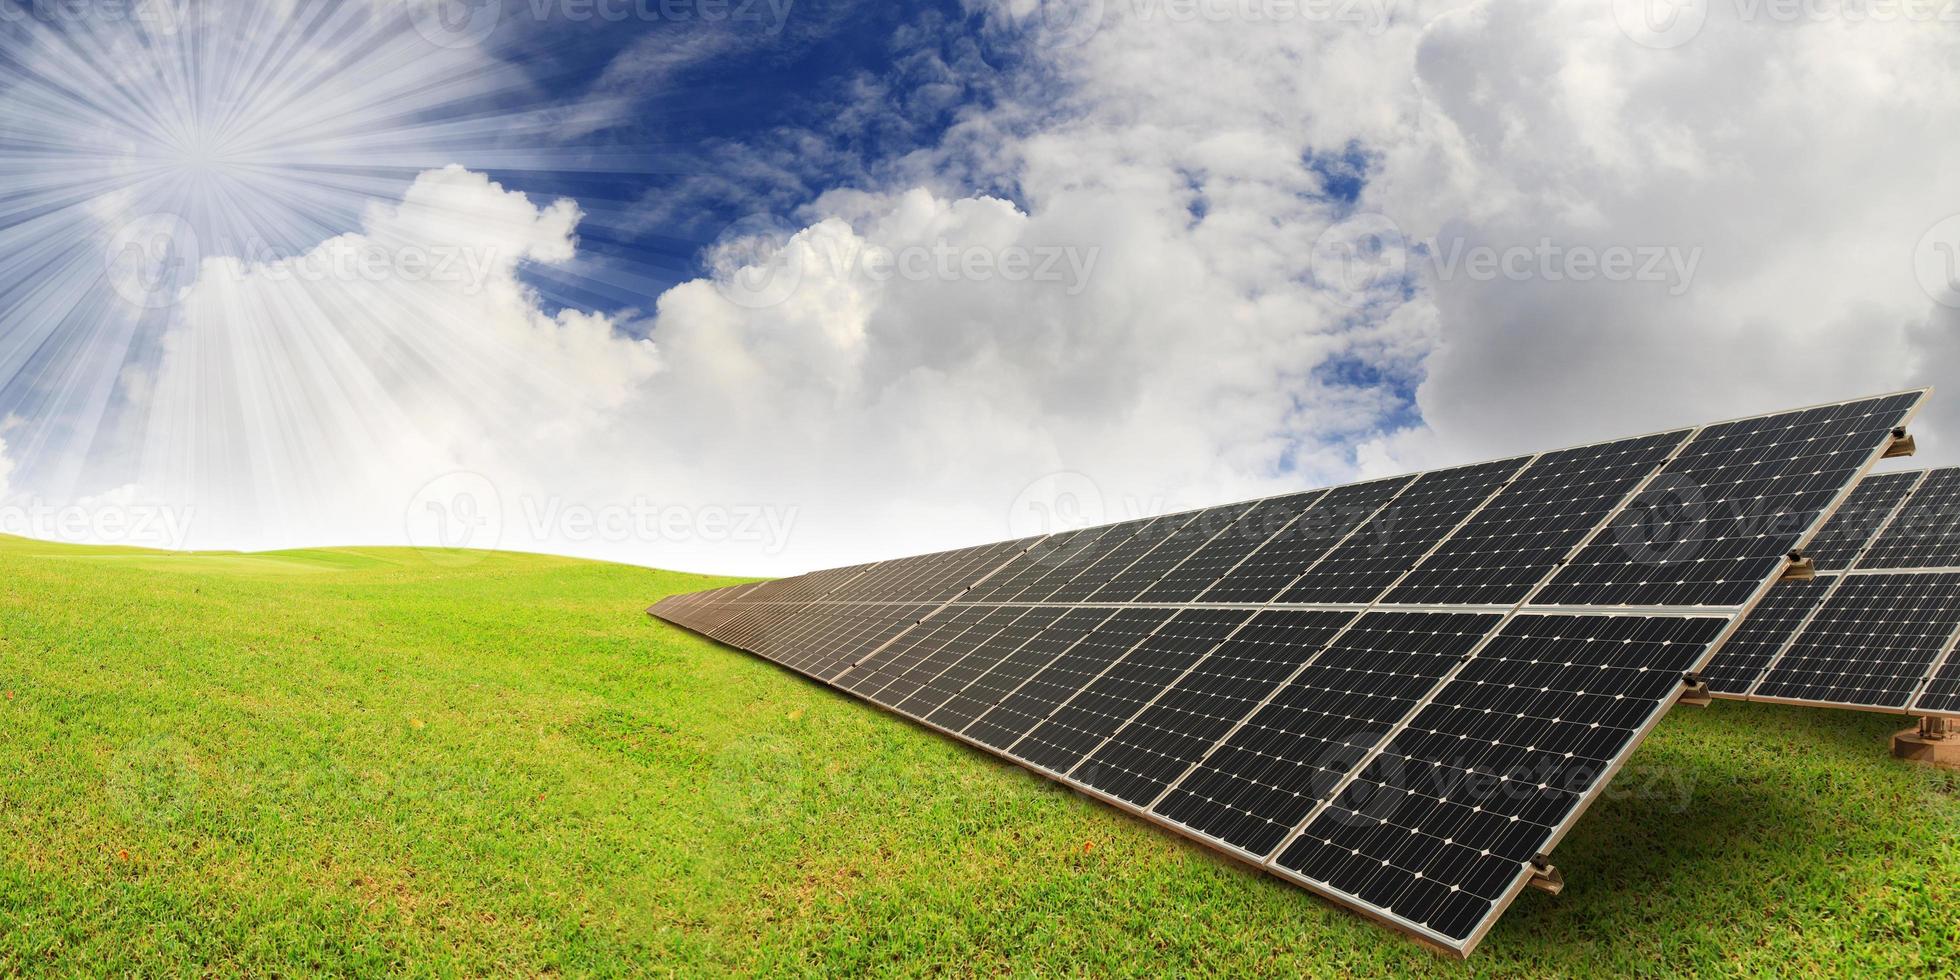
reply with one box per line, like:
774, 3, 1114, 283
11, 1, 1960, 575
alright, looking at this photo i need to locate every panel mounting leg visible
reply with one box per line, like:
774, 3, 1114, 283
1883, 427, 1917, 459
1527, 857, 1564, 896
1678, 673, 1712, 708
1891, 716, 1960, 770
1778, 553, 1816, 583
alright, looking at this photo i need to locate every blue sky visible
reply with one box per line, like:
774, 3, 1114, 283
0, 1, 1956, 573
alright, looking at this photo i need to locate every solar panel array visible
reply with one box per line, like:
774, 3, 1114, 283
1703, 465, 1960, 716
650, 391, 1924, 956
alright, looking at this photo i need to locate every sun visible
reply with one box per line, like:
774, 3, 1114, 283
0, 1, 577, 496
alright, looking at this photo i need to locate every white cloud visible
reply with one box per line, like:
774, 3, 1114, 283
10, 1, 1960, 575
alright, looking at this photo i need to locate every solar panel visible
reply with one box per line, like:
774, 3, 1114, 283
1859, 468, 1960, 569
1011, 608, 1253, 774
1074, 609, 1359, 807
1701, 575, 1836, 696
1137, 490, 1327, 602
1912, 649, 1960, 717
965, 608, 1173, 751
649, 389, 1924, 956
1805, 471, 1924, 569
1087, 503, 1255, 602
1384, 432, 1691, 607
1749, 573, 1960, 709
1199, 476, 1414, 603
925, 607, 1115, 732
1702, 465, 1960, 709
1273, 613, 1730, 948
1279, 458, 1528, 606
1535, 392, 1924, 608
1152, 611, 1504, 857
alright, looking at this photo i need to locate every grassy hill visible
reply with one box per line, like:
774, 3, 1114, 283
0, 534, 1954, 975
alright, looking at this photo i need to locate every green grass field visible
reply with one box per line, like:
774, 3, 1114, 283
1, 534, 1955, 976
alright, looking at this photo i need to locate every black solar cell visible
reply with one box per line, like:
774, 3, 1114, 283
1859, 469, 1960, 570
1150, 611, 1501, 857
1751, 573, 1960, 708
1137, 490, 1326, 602
1275, 614, 1726, 945
1074, 609, 1358, 807
1535, 393, 1921, 608
1700, 575, 1836, 696
1386, 433, 1689, 607
1012, 609, 1252, 774
1281, 458, 1527, 605
1805, 471, 1923, 570
1199, 476, 1414, 604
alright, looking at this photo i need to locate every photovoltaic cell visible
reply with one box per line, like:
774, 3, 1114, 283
1859, 468, 1960, 570
1276, 614, 1727, 946
967, 530, 1093, 600
1700, 575, 1836, 696
1280, 459, 1527, 606
1386, 432, 1690, 607
1008, 522, 1138, 601
1200, 476, 1414, 604
1805, 471, 1923, 570
1046, 514, 1196, 603
1137, 491, 1326, 602
1912, 653, 1960, 716
775, 602, 939, 680
870, 605, 1033, 710
894, 606, 1070, 718
1535, 392, 1921, 608
834, 604, 999, 700
1012, 609, 1252, 774
1151, 612, 1502, 858
1087, 503, 1255, 602
965, 608, 1171, 751
1075, 609, 1358, 807
1751, 573, 1960, 708
928, 607, 1114, 732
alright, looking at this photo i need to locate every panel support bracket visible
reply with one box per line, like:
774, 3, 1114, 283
1778, 553, 1816, 583
1892, 716, 1960, 770
1678, 673, 1712, 708
1883, 427, 1917, 459
1526, 857, 1564, 896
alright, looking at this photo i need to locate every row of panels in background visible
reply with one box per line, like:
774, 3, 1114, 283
1702, 466, 1960, 717
652, 391, 1923, 955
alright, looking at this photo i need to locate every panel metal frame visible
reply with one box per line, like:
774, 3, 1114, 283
648, 389, 1928, 957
